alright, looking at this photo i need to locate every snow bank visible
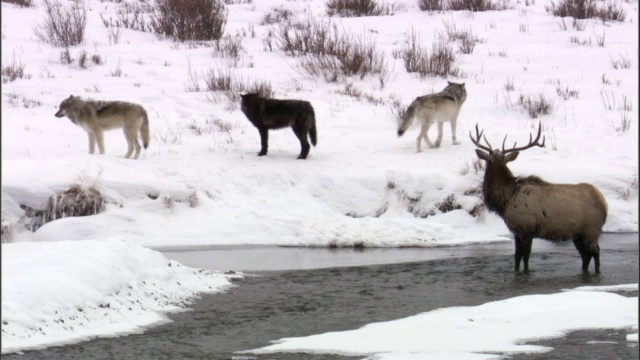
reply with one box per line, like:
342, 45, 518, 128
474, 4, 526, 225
249, 286, 638, 359
1, 238, 238, 354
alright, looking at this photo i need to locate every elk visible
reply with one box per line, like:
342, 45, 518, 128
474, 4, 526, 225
470, 123, 608, 273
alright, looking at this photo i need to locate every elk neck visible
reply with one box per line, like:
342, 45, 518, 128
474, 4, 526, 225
482, 161, 517, 216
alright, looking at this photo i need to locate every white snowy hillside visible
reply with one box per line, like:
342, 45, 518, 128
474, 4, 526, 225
1, 0, 637, 249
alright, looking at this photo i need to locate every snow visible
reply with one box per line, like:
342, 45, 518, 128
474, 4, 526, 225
249, 286, 638, 359
1, 0, 638, 356
1, 238, 238, 354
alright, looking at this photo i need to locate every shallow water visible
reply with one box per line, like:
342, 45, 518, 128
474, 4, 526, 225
6, 233, 638, 360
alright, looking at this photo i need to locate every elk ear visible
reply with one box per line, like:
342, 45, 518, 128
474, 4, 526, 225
505, 152, 519, 162
475, 149, 490, 161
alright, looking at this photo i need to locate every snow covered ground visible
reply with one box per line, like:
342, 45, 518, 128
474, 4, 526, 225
1, 0, 638, 356
1, 238, 239, 354
249, 284, 639, 360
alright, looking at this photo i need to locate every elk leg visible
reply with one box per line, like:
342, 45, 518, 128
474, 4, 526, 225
514, 235, 523, 271
572, 237, 592, 272
522, 236, 533, 272
585, 239, 601, 273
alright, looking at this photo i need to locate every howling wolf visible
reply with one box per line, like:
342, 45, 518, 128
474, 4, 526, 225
397, 81, 467, 152
240, 93, 317, 159
55, 95, 150, 159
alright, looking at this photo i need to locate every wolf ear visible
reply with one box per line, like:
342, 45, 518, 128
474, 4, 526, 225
447, 81, 453, 85
69, 95, 74, 99
461, 83, 465, 87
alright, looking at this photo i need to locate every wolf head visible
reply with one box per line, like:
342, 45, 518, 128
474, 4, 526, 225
240, 93, 261, 113
443, 81, 467, 104
55, 95, 77, 118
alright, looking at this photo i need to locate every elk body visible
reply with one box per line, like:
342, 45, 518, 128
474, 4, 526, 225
470, 124, 608, 273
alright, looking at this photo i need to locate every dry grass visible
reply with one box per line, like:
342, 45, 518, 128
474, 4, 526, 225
19, 185, 104, 232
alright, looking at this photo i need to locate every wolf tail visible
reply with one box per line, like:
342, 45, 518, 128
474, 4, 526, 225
141, 109, 150, 149
309, 108, 317, 146
397, 99, 418, 137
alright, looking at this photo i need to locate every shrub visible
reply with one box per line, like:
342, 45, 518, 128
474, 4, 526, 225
60, 48, 73, 64
274, 16, 336, 57
275, 16, 387, 82
441, 21, 482, 54
395, 30, 460, 78
556, 85, 579, 100
106, 24, 122, 45
212, 34, 244, 66
6, 92, 42, 108
2, 0, 34, 7
546, 0, 625, 21
116, 2, 152, 32
33, 0, 87, 47
299, 35, 387, 82
261, 6, 293, 25
417, 0, 445, 11
151, 0, 227, 42
2, 56, 31, 83
609, 52, 631, 69
326, 0, 392, 17
518, 92, 554, 118
91, 54, 103, 65
597, 1, 626, 22
546, 0, 597, 18
204, 65, 272, 105
447, 0, 511, 11
78, 50, 88, 69
19, 185, 104, 232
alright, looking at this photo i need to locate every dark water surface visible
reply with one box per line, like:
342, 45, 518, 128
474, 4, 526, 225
6, 234, 638, 360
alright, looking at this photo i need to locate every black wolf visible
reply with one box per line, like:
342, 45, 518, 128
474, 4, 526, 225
240, 93, 317, 159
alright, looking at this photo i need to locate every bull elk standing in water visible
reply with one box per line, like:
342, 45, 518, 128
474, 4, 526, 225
470, 123, 608, 273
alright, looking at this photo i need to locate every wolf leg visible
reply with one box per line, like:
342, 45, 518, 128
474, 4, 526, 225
132, 135, 142, 159
123, 128, 134, 159
258, 127, 269, 156
435, 122, 444, 148
95, 130, 106, 155
417, 121, 434, 152
450, 112, 461, 145
129, 127, 142, 159
292, 126, 310, 159
88, 133, 96, 154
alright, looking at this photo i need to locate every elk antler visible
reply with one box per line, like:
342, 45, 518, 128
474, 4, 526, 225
469, 124, 493, 152
502, 122, 546, 154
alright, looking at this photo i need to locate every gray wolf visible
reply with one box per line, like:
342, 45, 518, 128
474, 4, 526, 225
397, 81, 467, 152
470, 123, 607, 273
55, 95, 150, 159
240, 93, 317, 159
